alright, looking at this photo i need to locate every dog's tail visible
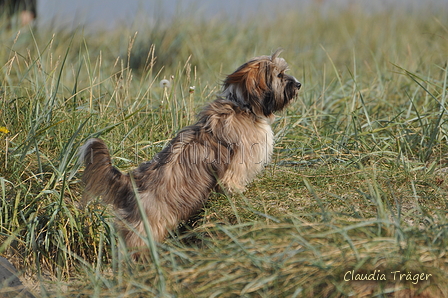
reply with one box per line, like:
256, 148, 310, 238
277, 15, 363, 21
79, 138, 133, 208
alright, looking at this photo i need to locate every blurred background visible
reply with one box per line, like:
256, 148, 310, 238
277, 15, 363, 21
33, 0, 448, 31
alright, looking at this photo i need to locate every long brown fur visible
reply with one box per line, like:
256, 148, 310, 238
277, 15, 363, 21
79, 49, 301, 250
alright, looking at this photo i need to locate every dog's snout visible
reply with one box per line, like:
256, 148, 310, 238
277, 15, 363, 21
290, 76, 301, 90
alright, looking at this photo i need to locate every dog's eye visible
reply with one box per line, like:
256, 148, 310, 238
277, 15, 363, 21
277, 73, 284, 78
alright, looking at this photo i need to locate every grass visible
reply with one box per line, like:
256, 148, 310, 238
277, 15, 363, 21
1, 3, 448, 297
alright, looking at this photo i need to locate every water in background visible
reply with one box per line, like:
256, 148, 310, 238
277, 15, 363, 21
37, 0, 447, 32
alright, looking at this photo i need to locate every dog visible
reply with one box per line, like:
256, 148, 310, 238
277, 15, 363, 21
79, 49, 301, 250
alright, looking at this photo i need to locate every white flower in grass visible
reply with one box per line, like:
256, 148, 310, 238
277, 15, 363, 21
160, 79, 171, 88
189, 86, 195, 93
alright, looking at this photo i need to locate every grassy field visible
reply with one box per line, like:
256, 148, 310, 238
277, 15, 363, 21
1, 3, 448, 297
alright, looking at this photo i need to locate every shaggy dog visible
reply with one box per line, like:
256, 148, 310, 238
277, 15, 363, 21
79, 49, 301, 249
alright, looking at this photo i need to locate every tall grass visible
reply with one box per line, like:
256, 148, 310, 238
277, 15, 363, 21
1, 3, 448, 297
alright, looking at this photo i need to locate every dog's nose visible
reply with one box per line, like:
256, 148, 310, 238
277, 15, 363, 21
296, 81, 301, 89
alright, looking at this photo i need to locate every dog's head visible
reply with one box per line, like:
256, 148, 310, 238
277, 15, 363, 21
222, 49, 301, 118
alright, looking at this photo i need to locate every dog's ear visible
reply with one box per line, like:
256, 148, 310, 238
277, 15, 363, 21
243, 60, 270, 99
225, 60, 268, 94
224, 59, 272, 115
